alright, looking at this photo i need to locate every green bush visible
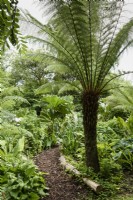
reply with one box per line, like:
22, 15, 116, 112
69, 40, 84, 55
0, 135, 48, 200
20, 111, 58, 152
100, 158, 122, 179
113, 138, 133, 170
0, 152, 48, 200
97, 118, 125, 141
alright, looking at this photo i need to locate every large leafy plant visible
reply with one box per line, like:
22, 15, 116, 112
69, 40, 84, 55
113, 137, 133, 170
40, 95, 73, 120
22, 0, 133, 171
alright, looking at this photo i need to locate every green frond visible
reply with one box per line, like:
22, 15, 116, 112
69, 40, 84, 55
1, 86, 18, 96
3, 96, 30, 105
0, 122, 33, 138
44, 64, 70, 74
97, 19, 133, 86
22, 0, 133, 93
58, 81, 81, 94
35, 80, 81, 96
35, 82, 60, 95
100, 71, 133, 93
0, 110, 16, 121
105, 84, 133, 113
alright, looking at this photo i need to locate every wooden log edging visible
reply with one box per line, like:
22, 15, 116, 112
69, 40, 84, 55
59, 155, 103, 194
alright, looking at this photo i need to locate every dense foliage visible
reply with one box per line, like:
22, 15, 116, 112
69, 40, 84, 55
1, 1, 133, 200
1, 49, 133, 200
0, 67, 48, 199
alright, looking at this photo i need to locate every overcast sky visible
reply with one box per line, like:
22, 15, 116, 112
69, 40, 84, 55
18, 0, 133, 81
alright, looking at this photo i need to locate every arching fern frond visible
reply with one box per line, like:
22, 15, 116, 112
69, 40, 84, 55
105, 83, 133, 113
3, 96, 30, 105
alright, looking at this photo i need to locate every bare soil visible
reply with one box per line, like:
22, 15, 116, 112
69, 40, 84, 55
35, 147, 90, 200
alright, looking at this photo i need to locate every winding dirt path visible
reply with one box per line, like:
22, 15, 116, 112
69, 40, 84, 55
35, 147, 89, 200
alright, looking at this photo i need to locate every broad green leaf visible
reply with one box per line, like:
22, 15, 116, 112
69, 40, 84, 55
13, 136, 25, 154
29, 192, 40, 200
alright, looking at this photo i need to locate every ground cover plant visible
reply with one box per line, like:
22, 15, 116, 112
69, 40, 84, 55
0, 138, 47, 200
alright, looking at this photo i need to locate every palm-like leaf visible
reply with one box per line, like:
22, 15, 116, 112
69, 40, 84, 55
105, 84, 133, 113
3, 96, 29, 105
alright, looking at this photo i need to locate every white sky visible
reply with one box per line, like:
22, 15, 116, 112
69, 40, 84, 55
18, 0, 133, 81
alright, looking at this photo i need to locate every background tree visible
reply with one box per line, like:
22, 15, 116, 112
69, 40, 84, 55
22, 0, 133, 172
7, 50, 55, 118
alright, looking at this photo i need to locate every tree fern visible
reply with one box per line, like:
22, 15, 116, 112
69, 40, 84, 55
21, 0, 133, 171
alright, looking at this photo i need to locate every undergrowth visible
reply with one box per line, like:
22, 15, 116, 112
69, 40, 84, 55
59, 113, 133, 200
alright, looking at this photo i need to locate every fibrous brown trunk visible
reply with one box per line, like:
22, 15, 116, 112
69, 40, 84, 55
82, 90, 100, 172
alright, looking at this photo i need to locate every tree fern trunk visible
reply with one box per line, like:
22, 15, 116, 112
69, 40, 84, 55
82, 90, 100, 172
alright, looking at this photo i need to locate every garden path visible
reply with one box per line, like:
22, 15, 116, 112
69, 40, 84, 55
35, 147, 89, 200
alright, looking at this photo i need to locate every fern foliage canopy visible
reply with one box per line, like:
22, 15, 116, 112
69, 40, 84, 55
22, 0, 133, 94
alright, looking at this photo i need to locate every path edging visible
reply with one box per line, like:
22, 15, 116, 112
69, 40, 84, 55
59, 154, 102, 194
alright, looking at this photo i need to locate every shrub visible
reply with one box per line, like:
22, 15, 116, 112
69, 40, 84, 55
0, 152, 48, 200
